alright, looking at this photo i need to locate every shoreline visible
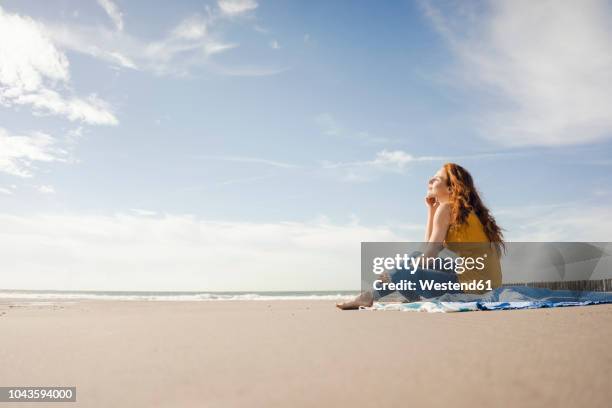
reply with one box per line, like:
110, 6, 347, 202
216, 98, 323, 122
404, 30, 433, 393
0, 290, 359, 303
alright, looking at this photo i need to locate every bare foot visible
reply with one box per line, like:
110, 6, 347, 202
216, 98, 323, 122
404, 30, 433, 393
380, 271, 390, 283
336, 291, 374, 310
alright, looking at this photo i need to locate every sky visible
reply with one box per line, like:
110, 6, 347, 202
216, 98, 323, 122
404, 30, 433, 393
1, 0, 612, 291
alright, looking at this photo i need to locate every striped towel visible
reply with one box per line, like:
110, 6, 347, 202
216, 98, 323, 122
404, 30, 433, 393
362, 286, 612, 313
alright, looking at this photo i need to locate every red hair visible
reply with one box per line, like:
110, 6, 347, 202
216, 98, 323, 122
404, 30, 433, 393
443, 163, 506, 255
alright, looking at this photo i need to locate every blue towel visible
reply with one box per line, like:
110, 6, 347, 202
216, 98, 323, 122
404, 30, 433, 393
364, 286, 612, 313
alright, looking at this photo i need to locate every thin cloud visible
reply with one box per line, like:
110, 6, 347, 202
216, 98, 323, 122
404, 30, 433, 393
217, 174, 274, 186
315, 113, 342, 136
203, 149, 526, 185
206, 62, 289, 77
171, 15, 207, 40
314, 113, 390, 144
0, 127, 66, 178
321, 149, 441, 183
202, 155, 301, 169
12, 89, 118, 125
322, 149, 536, 182
253, 24, 269, 34
46, 17, 235, 76
37, 185, 55, 194
96, 0, 124, 31
420, 0, 612, 147
323, 150, 441, 171
130, 208, 157, 216
218, 0, 258, 17
45, 7, 283, 78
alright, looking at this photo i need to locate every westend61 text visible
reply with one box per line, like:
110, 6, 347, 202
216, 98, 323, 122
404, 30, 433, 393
372, 253, 487, 275
373, 279, 493, 292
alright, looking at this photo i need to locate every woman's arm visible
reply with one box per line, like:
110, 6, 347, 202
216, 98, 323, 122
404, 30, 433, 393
422, 202, 451, 259
424, 196, 438, 241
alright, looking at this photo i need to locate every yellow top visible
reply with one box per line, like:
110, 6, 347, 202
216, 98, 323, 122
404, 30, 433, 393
444, 211, 502, 293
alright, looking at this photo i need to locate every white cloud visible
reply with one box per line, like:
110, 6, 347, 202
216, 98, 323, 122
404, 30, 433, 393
0, 212, 411, 291
10, 89, 118, 125
371, 150, 421, 170
218, 0, 258, 17
270, 39, 280, 49
107, 51, 137, 69
0, 6, 118, 125
204, 42, 239, 56
0, 9, 69, 91
2, 208, 608, 291
37, 185, 55, 194
0, 127, 66, 178
421, 0, 612, 146
0, 187, 14, 195
324, 149, 439, 171
321, 150, 440, 183
497, 203, 612, 242
171, 15, 207, 40
96, 0, 124, 31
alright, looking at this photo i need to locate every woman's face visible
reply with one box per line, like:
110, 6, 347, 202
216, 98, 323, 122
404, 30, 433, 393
428, 167, 451, 201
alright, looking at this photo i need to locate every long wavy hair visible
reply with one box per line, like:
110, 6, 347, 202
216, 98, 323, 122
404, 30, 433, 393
443, 163, 506, 255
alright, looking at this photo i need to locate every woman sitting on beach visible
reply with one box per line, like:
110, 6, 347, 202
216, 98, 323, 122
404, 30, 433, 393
337, 163, 505, 310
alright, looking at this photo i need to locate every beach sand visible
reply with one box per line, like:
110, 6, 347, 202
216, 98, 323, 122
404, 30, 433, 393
1, 300, 611, 407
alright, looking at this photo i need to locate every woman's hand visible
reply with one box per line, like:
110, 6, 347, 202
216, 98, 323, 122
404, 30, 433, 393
425, 194, 439, 211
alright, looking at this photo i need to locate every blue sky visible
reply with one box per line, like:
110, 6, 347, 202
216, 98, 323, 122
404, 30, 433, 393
1, 0, 611, 291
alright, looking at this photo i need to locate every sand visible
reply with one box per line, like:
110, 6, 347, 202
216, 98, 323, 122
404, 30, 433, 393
0, 299, 611, 407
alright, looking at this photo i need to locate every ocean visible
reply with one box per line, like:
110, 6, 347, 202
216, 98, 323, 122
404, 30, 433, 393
0, 290, 358, 302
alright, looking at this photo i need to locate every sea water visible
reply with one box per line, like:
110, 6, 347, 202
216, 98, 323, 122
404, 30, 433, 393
0, 290, 357, 301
